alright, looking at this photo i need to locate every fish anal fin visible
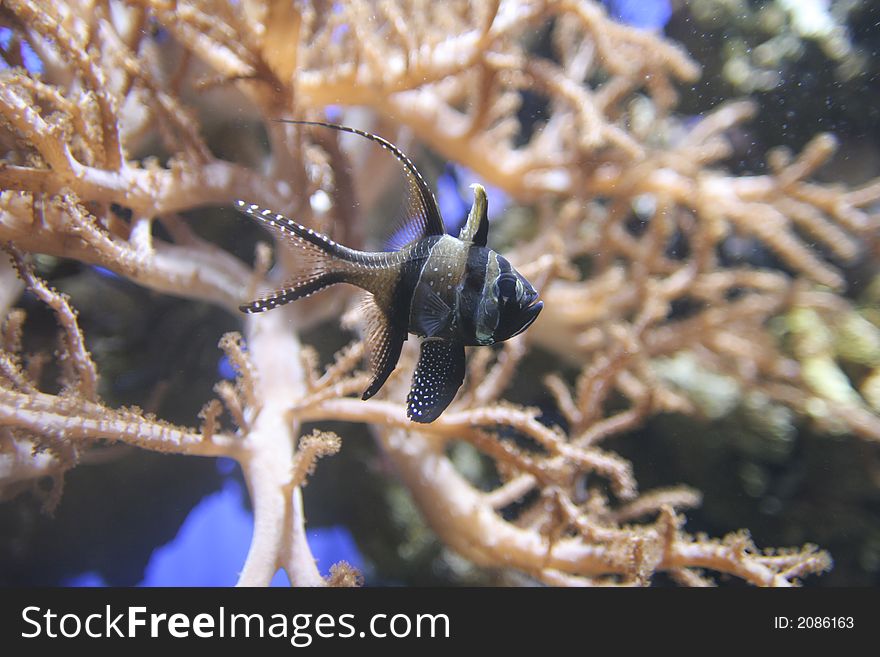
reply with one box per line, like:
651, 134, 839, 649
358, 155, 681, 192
406, 339, 466, 423
359, 294, 406, 400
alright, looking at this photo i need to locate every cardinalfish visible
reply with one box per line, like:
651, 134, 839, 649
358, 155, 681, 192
236, 121, 543, 423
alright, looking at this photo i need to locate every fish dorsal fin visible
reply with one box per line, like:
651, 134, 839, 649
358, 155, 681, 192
358, 293, 407, 400
275, 120, 446, 247
407, 339, 466, 423
458, 183, 489, 247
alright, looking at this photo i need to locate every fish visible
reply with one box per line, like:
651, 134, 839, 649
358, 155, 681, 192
236, 121, 543, 423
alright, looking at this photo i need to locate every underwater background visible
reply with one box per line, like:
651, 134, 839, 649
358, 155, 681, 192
1, 0, 879, 586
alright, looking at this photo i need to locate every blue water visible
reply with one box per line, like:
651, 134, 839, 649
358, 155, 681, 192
63, 465, 363, 587
604, 0, 671, 30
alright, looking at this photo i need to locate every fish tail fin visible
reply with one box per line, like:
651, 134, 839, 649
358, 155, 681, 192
239, 272, 345, 313
236, 200, 362, 313
236, 199, 350, 260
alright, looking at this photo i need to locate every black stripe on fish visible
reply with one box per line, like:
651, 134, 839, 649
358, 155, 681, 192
408, 235, 466, 339
360, 236, 435, 398
455, 246, 492, 345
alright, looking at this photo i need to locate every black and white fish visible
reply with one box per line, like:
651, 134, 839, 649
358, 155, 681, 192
236, 121, 543, 423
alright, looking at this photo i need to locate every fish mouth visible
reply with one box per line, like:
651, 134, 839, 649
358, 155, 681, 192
508, 300, 543, 339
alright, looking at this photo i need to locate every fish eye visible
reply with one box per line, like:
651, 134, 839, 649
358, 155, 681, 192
495, 273, 518, 302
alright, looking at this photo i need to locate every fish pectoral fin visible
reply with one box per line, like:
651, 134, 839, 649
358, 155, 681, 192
419, 287, 454, 337
406, 339, 466, 423
360, 295, 406, 400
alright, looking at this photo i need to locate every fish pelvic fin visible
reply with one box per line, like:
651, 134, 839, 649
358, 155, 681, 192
359, 293, 406, 400
406, 339, 466, 423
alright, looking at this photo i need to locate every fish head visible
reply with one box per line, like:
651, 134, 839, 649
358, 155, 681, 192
484, 255, 543, 343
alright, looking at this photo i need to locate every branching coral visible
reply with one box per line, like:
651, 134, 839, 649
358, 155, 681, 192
2, 0, 877, 586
